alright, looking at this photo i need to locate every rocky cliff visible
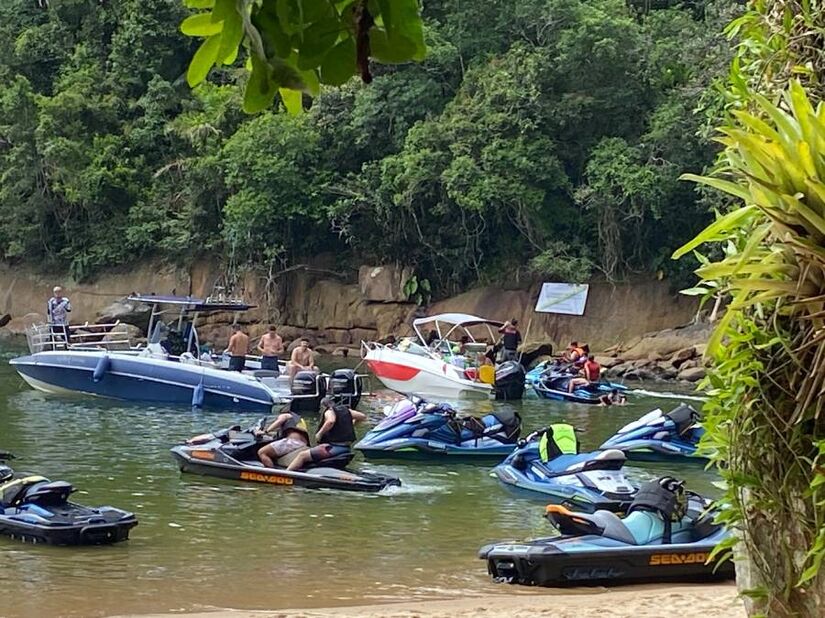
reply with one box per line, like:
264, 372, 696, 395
0, 260, 700, 359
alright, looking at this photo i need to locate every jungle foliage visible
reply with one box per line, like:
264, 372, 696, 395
0, 0, 734, 292
676, 1, 825, 615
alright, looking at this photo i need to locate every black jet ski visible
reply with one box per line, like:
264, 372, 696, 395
480, 477, 734, 586
171, 419, 401, 493
0, 451, 137, 546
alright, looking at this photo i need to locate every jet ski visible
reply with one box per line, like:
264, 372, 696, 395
527, 361, 627, 404
480, 476, 734, 586
354, 397, 521, 462
492, 425, 636, 512
0, 451, 137, 546
171, 418, 401, 493
599, 404, 706, 463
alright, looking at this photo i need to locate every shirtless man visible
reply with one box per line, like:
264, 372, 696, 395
224, 324, 249, 372
257, 325, 285, 371
288, 338, 318, 381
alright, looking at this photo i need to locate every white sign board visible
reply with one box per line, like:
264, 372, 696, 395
535, 283, 589, 315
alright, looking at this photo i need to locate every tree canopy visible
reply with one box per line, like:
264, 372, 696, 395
0, 0, 736, 294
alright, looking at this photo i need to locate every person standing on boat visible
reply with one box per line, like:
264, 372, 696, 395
257, 325, 284, 371
498, 319, 522, 361
286, 397, 366, 471
47, 286, 72, 348
225, 324, 249, 372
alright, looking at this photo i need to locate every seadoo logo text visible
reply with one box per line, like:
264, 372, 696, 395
649, 552, 709, 566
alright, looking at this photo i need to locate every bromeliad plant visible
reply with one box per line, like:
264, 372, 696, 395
674, 81, 825, 616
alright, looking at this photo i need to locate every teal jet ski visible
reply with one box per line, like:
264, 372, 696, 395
480, 476, 734, 586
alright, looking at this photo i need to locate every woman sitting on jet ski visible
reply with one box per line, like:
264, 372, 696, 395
255, 407, 311, 467
286, 397, 366, 471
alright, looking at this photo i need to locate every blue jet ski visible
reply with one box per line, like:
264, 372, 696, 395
0, 451, 137, 546
527, 361, 627, 404
492, 425, 636, 511
480, 476, 734, 586
599, 404, 705, 463
354, 397, 521, 463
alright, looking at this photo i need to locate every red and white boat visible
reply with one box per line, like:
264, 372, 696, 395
362, 313, 519, 400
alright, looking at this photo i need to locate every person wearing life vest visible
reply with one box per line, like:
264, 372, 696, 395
256, 406, 311, 467
498, 319, 522, 361
564, 341, 586, 364
538, 424, 578, 462
286, 397, 367, 471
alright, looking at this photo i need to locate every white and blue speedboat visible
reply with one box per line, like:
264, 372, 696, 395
10, 294, 306, 411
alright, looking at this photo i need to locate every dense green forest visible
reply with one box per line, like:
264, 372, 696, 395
0, 0, 737, 296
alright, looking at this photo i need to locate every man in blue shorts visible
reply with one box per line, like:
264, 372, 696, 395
286, 397, 366, 471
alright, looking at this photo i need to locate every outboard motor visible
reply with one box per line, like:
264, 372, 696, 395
329, 368, 363, 408
494, 361, 525, 400
290, 371, 327, 414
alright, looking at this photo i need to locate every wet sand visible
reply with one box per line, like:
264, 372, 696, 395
121, 583, 744, 618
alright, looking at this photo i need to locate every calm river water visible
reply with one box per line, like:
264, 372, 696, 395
0, 346, 715, 617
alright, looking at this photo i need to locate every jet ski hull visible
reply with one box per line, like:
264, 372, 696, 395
356, 440, 515, 463
171, 446, 400, 493
492, 464, 634, 512
479, 531, 734, 586
603, 440, 706, 464
0, 506, 137, 546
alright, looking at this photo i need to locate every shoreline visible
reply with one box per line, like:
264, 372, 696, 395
117, 583, 744, 618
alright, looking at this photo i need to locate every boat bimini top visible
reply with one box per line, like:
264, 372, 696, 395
412, 313, 504, 348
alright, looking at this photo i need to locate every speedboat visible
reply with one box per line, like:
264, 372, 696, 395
480, 477, 734, 586
354, 397, 521, 463
492, 425, 636, 511
10, 294, 333, 412
599, 404, 705, 463
362, 313, 525, 400
0, 451, 137, 545
171, 418, 401, 493
528, 362, 627, 404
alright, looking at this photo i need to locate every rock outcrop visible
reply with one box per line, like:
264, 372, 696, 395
0, 258, 701, 359
598, 322, 713, 383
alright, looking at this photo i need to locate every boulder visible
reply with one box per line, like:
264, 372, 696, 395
358, 265, 413, 302
332, 346, 358, 357
350, 328, 379, 345
287, 334, 319, 352
657, 365, 679, 380
96, 299, 151, 333
102, 323, 144, 350
519, 342, 554, 368
678, 366, 706, 382
529, 354, 554, 369
594, 355, 622, 369
619, 322, 713, 361
625, 367, 657, 381
605, 361, 633, 377
669, 346, 697, 368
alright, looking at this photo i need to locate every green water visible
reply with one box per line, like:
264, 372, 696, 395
0, 347, 715, 618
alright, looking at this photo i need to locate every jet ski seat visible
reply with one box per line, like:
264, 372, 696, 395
546, 504, 666, 545
666, 404, 700, 437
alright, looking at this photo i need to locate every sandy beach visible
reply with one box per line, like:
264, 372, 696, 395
120, 584, 744, 618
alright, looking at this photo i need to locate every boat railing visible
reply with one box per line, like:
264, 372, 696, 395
25, 322, 136, 354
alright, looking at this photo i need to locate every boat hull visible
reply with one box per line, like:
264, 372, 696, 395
364, 348, 492, 400
10, 352, 280, 412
